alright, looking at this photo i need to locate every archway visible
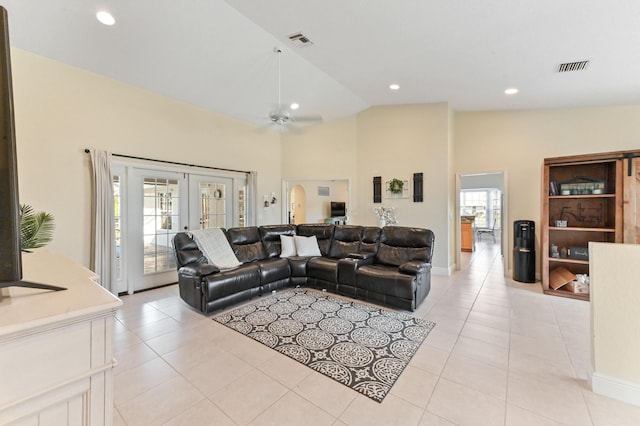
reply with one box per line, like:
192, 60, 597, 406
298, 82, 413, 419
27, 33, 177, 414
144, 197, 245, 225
290, 184, 306, 224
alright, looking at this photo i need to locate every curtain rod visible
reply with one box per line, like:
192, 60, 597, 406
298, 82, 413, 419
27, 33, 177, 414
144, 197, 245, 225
84, 149, 250, 174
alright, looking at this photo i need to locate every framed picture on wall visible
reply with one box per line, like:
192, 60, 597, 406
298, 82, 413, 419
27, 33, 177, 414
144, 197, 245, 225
385, 178, 410, 199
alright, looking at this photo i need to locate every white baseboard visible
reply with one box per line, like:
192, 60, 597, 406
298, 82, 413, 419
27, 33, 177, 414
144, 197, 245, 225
591, 372, 640, 407
432, 265, 453, 276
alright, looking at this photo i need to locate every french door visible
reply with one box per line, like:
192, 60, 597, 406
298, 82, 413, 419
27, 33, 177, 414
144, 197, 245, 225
189, 174, 234, 230
112, 164, 248, 294
129, 169, 188, 292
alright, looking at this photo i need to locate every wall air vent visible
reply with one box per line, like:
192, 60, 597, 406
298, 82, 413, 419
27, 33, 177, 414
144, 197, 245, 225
558, 60, 589, 72
288, 32, 314, 47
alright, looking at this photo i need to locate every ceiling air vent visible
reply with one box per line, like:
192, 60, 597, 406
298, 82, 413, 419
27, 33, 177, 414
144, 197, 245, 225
557, 60, 589, 72
288, 32, 314, 47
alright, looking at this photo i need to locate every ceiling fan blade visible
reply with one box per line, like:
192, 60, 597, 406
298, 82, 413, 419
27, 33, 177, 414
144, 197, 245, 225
291, 115, 323, 123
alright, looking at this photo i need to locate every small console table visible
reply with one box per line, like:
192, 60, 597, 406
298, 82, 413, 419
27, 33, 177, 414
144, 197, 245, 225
0, 249, 122, 425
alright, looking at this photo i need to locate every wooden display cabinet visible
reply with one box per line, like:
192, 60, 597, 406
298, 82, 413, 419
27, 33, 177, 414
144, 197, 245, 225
542, 153, 623, 300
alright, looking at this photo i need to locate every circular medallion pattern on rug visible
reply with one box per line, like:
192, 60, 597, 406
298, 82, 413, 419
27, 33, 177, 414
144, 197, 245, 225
213, 288, 435, 403
245, 310, 278, 326
289, 293, 317, 305
319, 317, 354, 334
330, 342, 374, 367
311, 300, 341, 312
268, 318, 304, 336
367, 315, 404, 333
248, 331, 279, 348
337, 307, 370, 322
350, 327, 391, 348
291, 307, 324, 323
296, 329, 335, 350
269, 301, 300, 315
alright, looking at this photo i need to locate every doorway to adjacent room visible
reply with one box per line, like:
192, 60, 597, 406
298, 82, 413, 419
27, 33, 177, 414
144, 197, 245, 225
456, 171, 507, 274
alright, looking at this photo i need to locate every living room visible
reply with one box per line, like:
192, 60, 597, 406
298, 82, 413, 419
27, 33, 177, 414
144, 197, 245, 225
3, 1, 640, 425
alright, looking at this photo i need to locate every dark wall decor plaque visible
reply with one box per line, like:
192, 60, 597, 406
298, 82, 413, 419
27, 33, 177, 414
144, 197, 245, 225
373, 176, 382, 203
413, 172, 423, 202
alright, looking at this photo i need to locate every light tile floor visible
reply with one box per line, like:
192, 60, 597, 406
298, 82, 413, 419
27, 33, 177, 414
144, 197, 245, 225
113, 239, 640, 425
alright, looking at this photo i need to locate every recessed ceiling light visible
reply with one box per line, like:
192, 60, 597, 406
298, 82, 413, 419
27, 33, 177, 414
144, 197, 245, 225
96, 11, 115, 26
505, 88, 519, 95
290, 103, 299, 110
389, 84, 400, 90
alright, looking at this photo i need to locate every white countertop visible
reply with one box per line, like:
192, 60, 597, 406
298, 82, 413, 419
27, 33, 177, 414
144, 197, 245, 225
0, 249, 122, 337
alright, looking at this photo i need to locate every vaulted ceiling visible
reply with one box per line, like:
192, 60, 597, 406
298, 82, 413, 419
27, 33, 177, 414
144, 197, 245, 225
2, 0, 639, 127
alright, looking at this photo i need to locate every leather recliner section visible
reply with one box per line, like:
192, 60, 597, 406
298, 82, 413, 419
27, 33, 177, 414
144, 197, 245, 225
173, 224, 434, 314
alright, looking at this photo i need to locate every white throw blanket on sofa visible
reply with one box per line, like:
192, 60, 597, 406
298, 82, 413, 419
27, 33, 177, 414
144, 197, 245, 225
189, 228, 241, 270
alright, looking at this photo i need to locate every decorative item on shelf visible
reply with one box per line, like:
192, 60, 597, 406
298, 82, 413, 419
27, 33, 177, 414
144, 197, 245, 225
559, 176, 606, 195
567, 246, 589, 260
555, 220, 567, 227
19, 204, 55, 250
213, 189, 222, 199
373, 205, 397, 227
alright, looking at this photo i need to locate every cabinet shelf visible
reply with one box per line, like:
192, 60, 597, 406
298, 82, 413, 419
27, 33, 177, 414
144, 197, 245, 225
549, 226, 616, 233
549, 257, 589, 265
549, 194, 615, 199
543, 288, 590, 301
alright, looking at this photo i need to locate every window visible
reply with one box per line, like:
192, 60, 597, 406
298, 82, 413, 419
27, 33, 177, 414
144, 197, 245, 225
460, 189, 501, 229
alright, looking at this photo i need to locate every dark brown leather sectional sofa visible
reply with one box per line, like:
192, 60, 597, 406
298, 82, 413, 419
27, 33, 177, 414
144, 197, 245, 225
173, 223, 434, 314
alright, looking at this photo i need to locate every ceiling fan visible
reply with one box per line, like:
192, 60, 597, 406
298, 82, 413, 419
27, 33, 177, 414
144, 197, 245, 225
268, 48, 322, 128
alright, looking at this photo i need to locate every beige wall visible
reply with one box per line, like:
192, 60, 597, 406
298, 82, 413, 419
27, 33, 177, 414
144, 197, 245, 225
285, 179, 348, 224
590, 242, 640, 404
12, 49, 282, 267
282, 103, 454, 271
15, 48, 640, 278
356, 104, 453, 271
455, 106, 640, 273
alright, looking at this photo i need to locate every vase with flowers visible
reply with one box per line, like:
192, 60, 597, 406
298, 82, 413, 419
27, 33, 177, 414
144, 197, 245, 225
373, 206, 398, 227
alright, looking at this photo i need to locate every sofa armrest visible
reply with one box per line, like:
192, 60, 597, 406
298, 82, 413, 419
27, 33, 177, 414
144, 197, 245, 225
399, 261, 431, 275
179, 263, 220, 277
338, 256, 374, 286
347, 252, 376, 260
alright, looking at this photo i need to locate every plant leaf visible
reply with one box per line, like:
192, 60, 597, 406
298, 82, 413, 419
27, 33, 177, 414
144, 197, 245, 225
20, 204, 55, 249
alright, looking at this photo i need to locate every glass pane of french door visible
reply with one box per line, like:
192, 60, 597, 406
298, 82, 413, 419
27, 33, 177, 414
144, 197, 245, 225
129, 169, 187, 291
189, 175, 234, 230
143, 177, 180, 273
198, 181, 228, 229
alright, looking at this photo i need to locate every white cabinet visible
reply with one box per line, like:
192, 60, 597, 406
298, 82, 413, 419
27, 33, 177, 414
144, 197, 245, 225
0, 249, 122, 425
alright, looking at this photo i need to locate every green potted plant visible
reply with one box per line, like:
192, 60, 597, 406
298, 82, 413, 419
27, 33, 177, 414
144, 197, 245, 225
388, 178, 404, 195
20, 204, 55, 250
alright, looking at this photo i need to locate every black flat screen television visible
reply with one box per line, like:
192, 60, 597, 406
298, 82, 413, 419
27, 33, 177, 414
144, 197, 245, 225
330, 201, 346, 217
0, 7, 64, 291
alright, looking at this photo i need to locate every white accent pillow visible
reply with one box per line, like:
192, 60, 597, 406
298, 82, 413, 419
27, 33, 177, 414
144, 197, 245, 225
280, 235, 297, 258
294, 235, 322, 257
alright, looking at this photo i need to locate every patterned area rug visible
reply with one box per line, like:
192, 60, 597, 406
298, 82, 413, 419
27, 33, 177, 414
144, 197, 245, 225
213, 288, 435, 402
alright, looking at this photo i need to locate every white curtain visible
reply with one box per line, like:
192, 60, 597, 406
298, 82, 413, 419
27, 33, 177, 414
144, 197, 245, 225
88, 149, 115, 292
247, 171, 258, 226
